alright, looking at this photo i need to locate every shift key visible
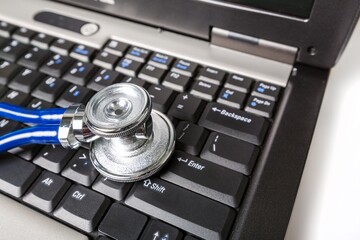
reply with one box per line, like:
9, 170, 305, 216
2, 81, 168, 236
125, 177, 235, 240
199, 102, 269, 145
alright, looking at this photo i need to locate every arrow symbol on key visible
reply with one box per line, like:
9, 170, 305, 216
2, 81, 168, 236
153, 231, 159, 240
177, 157, 188, 163
79, 153, 87, 159
212, 107, 221, 112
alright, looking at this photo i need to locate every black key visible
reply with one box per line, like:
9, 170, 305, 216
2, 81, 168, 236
196, 67, 226, 85
0, 118, 20, 136
140, 219, 183, 240
70, 44, 96, 62
0, 154, 41, 197
87, 68, 122, 91
12, 27, 35, 44
23, 171, 71, 212
32, 76, 68, 102
224, 74, 253, 93
168, 93, 205, 122
190, 80, 220, 101
9, 68, 45, 93
103, 39, 129, 56
97, 237, 112, 240
125, 46, 151, 63
93, 50, 119, 69
184, 236, 200, 240
0, 60, 21, 85
199, 102, 269, 145
138, 64, 166, 84
115, 58, 142, 77
24, 98, 53, 125
26, 98, 53, 110
92, 176, 132, 201
122, 76, 149, 89
0, 21, 17, 38
8, 143, 42, 161
0, 89, 30, 106
0, 39, 28, 62
33, 144, 76, 173
161, 151, 248, 207
50, 38, 74, 56
125, 177, 235, 240
245, 96, 275, 118
17, 46, 50, 70
252, 81, 281, 101
99, 203, 147, 240
201, 132, 259, 175
62, 149, 99, 186
56, 84, 93, 107
175, 121, 208, 155
148, 52, 174, 70
171, 59, 198, 77
0, 85, 7, 97
0, 36, 7, 47
147, 85, 176, 112
216, 88, 247, 109
54, 185, 110, 232
162, 72, 191, 92
63, 61, 97, 86
40, 53, 74, 77
30, 32, 54, 49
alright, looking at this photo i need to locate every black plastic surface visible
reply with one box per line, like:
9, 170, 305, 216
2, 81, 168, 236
34, 12, 88, 34
230, 64, 328, 239
53, 0, 360, 69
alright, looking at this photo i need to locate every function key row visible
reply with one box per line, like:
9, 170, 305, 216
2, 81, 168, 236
0, 20, 281, 120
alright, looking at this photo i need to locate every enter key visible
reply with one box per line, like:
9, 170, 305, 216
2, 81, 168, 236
161, 151, 248, 208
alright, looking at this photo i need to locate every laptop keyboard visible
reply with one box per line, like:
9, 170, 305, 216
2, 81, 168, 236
0, 20, 283, 240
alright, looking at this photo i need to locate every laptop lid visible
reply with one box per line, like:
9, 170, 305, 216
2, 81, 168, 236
53, 0, 360, 69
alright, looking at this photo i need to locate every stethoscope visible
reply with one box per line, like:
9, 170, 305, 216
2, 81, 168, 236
0, 83, 175, 182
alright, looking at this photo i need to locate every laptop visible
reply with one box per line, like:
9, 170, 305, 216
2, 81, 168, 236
0, 0, 358, 239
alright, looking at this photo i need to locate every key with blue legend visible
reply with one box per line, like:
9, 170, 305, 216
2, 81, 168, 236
148, 52, 174, 69
115, 58, 143, 77
63, 61, 97, 86
171, 59, 198, 77
70, 44, 96, 62
125, 46, 150, 63
251, 81, 280, 101
245, 96, 275, 118
217, 88, 247, 109
55, 84, 93, 108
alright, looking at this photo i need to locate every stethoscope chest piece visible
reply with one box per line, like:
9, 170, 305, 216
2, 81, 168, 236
84, 84, 175, 182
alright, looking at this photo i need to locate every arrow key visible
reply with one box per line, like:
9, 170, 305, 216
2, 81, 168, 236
140, 219, 183, 240
62, 149, 99, 186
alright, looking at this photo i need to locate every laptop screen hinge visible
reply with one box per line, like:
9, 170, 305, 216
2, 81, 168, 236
211, 27, 297, 64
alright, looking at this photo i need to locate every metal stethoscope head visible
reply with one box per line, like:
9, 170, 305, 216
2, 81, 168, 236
0, 83, 175, 182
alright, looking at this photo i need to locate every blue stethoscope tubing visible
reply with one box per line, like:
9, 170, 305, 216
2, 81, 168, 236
0, 102, 66, 152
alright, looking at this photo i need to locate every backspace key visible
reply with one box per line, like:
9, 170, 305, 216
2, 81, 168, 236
199, 102, 269, 145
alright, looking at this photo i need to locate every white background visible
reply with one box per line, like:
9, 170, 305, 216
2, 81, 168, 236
285, 20, 360, 240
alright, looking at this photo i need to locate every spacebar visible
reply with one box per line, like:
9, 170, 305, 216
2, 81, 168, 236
0, 194, 88, 240
125, 177, 235, 240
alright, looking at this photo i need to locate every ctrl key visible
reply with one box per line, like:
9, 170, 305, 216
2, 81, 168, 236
54, 185, 110, 232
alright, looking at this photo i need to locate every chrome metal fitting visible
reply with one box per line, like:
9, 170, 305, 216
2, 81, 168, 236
58, 104, 89, 149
